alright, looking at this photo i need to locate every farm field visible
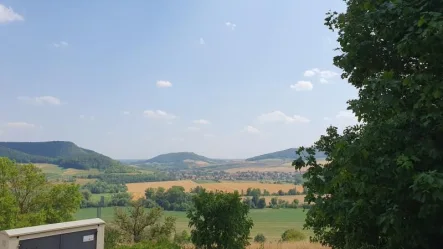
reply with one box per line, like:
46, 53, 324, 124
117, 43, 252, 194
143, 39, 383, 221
76, 207, 309, 240
35, 163, 100, 179
126, 180, 303, 199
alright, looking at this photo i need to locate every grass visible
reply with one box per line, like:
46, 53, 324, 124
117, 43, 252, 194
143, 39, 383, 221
90, 193, 113, 202
34, 163, 100, 179
76, 207, 309, 241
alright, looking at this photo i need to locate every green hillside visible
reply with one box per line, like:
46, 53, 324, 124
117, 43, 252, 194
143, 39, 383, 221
0, 141, 121, 170
246, 148, 326, 161
138, 152, 221, 169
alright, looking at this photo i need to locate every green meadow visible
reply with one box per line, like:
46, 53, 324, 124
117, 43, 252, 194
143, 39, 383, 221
76, 207, 309, 240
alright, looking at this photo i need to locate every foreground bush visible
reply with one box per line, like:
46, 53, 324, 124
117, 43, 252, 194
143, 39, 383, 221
116, 240, 180, 249
281, 229, 306, 242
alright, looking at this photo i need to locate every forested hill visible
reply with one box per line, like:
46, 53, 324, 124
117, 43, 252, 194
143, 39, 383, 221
137, 152, 221, 168
246, 148, 326, 161
0, 141, 121, 170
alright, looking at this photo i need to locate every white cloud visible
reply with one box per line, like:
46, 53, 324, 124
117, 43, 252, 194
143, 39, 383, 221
204, 133, 215, 138
199, 38, 205, 45
193, 119, 210, 125
6, 122, 35, 129
156, 80, 172, 88
303, 68, 339, 79
244, 125, 259, 134
323, 117, 331, 121
0, 4, 24, 23
320, 70, 339, 79
53, 41, 69, 48
258, 111, 310, 124
290, 81, 313, 91
17, 96, 62, 105
303, 70, 316, 77
225, 22, 236, 30
122, 111, 130, 115
144, 110, 176, 120
187, 126, 200, 132
320, 78, 328, 84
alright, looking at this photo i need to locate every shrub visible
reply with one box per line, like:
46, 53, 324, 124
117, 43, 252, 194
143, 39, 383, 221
281, 229, 306, 242
254, 233, 266, 243
115, 240, 180, 249
104, 225, 124, 249
174, 230, 191, 245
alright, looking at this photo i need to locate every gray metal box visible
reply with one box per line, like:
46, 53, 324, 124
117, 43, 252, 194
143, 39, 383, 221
0, 219, 105, 249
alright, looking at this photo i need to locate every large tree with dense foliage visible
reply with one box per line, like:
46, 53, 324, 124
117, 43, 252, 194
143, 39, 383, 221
0, 157, 82, 230
187, 190, 253, 249
295, 1, 443, 249
114, 199, 176, 243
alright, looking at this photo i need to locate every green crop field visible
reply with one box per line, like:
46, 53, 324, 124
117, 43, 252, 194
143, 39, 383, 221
76, 208, 309, 240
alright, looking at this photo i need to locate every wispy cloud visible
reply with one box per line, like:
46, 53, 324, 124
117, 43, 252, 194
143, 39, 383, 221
225, 22, 236, 30
18, 96, 62, 105
122, 111, 130, 115
290, 81, 313, 91
156, 80, 172, 88
244, 125, 260, 134
193, 119, 211, 125
304, 68, 339, 79
199, 38, 205, 45
0, 4, 24, 23
144, 110, 176, 120
258, 111, 310, 124
53, 41, 69, 48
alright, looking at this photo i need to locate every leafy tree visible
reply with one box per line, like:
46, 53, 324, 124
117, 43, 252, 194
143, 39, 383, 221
269, 197, 278, 208
114, 198, 175, 243
0, 158, 82, 230
263, 190, 270, 196
187, 190, 253, 249
254, 233, 266, 243
281, 229, 306, 242
294, 1, 443, 249
287, 188, 297, 195
144, 186, 192, 211
257, 198, 266, 209
109, 192, 132, 206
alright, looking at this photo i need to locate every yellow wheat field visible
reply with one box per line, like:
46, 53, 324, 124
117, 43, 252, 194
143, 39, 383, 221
126, 180, 303, 199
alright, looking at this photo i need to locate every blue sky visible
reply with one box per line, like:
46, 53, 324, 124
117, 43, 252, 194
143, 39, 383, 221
0, 0, 358, 159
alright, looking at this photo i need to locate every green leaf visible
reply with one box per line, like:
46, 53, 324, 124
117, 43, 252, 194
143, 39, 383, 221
418, 16, 426, 27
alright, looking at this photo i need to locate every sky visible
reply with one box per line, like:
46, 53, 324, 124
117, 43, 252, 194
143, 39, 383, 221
0, 0, 358, 159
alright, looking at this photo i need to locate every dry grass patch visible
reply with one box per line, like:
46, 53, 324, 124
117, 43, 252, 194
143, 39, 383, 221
75, 178, 96, 185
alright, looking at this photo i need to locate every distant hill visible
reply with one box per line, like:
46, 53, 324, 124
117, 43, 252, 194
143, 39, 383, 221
246, 148, 326, 161
138, 152, 221, 169
0, 141, 121, 170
